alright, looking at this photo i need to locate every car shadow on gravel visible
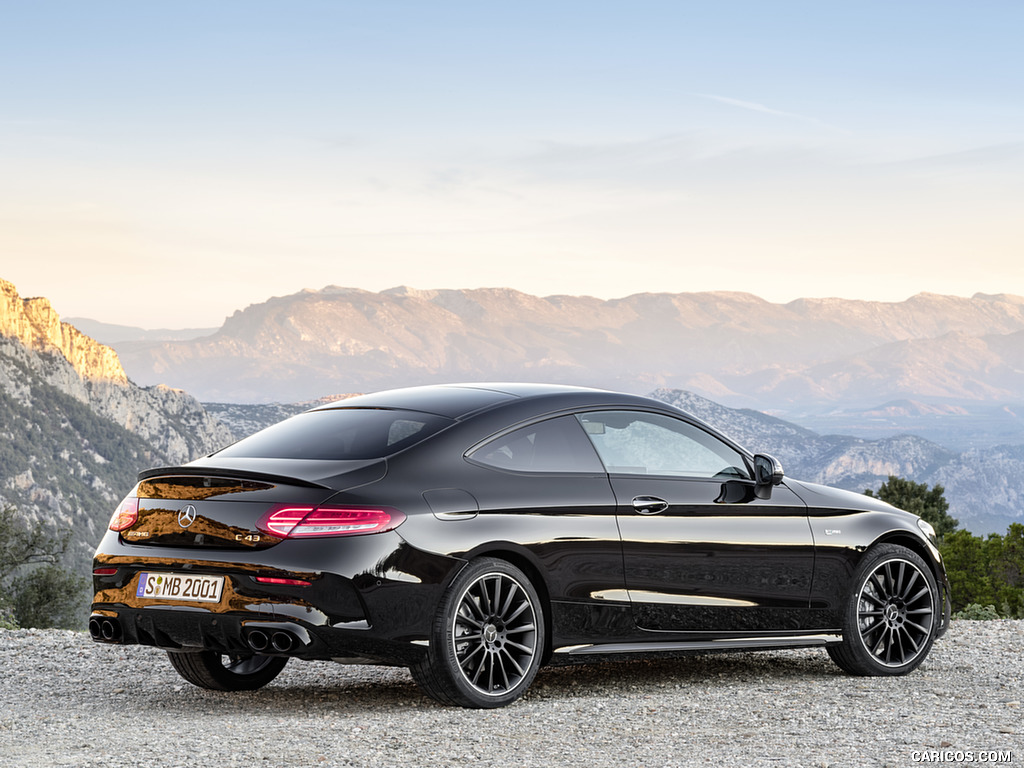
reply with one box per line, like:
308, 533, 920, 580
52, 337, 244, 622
530, 648, 839, 698
137, 648, 841, 712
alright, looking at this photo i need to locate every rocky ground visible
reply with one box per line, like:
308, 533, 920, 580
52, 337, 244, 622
1, 622, 1021, 768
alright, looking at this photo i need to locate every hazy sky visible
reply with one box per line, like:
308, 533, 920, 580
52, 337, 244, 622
2, 1, 1022, 327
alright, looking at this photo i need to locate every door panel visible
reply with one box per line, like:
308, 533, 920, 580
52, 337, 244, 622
576, 409, 813, 634
611, 476, 814, 632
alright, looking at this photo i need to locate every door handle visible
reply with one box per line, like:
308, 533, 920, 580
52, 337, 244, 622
632, 496, 668, 515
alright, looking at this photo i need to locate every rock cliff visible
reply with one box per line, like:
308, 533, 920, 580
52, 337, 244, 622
0, 278, 127, 383
0, 278, 231, 465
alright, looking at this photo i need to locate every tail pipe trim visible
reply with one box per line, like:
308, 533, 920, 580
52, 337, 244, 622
89, 615, 122, 642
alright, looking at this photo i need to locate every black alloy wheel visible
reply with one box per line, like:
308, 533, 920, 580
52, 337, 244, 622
411, 557, 545, 708
828, 543, 937, 676
167, 650, 288, 691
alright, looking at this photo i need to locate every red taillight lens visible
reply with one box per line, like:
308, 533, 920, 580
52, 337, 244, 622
257, 505, 405, 539
254, 576, 312, 586
93, 567, 118, 576
108, 496, 139, 532
258, 506, 312, 537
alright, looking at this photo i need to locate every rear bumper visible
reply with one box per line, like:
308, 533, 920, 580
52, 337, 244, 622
88, 606, 425, 665
90, 531, 462, 665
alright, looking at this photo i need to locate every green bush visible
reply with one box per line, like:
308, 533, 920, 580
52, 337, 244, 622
0, 506, 89, 630
951, 603, 1000, 621
0, 605, 18, 630
10, 564, 88, 630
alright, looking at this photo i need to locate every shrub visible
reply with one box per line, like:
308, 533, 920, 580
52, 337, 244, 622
1, 506, 88, 629
951, 603, 1000, 621
10, 564, 87, 630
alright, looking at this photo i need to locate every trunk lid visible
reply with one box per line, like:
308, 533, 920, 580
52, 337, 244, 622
124, 460, 385, 550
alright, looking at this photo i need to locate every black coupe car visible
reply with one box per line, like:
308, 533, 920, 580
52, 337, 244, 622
90, 383, 949, 707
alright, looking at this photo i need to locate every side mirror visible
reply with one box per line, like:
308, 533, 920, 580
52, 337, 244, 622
753, 454, 784, 499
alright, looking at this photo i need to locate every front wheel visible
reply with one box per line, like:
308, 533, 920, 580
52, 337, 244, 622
167, 650, 288, 691
828, 543, 938, 676
411, 558, 545, 708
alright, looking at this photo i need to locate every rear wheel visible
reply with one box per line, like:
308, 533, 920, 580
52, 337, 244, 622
167, 650, 288, 691
411, 558, 545, 708
828, 543, 938, 676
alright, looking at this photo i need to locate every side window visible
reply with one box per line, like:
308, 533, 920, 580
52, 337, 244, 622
576, 411, 751, 479
468, 416, 604, 473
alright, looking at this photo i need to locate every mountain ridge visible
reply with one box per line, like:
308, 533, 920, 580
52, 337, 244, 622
107, 285, 1024, 406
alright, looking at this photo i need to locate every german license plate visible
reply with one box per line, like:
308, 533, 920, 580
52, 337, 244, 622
136, 572, 224, 603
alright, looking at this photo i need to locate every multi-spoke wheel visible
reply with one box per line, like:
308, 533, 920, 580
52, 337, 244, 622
411, 558, 545, 708
167, 650, 288, 691
828, 543, 938, 676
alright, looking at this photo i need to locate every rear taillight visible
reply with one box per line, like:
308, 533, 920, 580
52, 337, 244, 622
256, 505, 405, 539
108, 496, 139, 532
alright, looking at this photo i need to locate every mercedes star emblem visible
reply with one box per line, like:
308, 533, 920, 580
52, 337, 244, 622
178, 505, 198, 529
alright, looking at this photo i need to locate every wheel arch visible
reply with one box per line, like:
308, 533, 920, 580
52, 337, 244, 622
867, 530, 951, 637
454, 542, 554, 665
870, 530, 942, 582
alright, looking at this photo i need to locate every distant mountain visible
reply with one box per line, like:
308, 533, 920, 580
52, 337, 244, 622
66, 317, 218, 344
0, 278, 233, 568
110, 286, 1024, 412
795, 400, 1024, 451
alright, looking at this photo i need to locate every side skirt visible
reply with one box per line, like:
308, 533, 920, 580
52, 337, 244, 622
554, 633, 842, 656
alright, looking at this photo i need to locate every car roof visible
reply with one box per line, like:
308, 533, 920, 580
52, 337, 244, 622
310, 382, 657, 420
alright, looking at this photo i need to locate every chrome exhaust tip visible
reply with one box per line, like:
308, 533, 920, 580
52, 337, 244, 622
88, 617, 103, 640
99, 618, 121, 641
246, 629, 269, 652
270, 631, 294, 653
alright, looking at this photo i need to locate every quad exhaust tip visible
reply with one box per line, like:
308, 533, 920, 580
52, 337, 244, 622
245, 628, 296, 653
89, 616, 121, 642
246, 629, 269, 652
270, 631, 294, 652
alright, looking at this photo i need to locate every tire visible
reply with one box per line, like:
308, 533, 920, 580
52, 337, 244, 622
167, 650, 288, 691
827, 543, 938, 676
410, 557, 545, 708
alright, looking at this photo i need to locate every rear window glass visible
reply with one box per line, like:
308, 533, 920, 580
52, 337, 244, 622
214, 408, 453, 460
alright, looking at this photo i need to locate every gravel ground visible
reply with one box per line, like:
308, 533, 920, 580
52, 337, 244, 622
1, 622, 1021, 768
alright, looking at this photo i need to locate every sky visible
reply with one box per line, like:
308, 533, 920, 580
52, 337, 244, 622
2, 1, 1023, 328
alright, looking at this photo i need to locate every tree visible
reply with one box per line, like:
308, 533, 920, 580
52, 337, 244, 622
0, 505, 88, 629
987, 523, 1024, 619
865, 476, 959, 540
939, 529, 994, 613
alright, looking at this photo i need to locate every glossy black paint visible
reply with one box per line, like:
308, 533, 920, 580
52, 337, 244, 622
91, 383, 949, 672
